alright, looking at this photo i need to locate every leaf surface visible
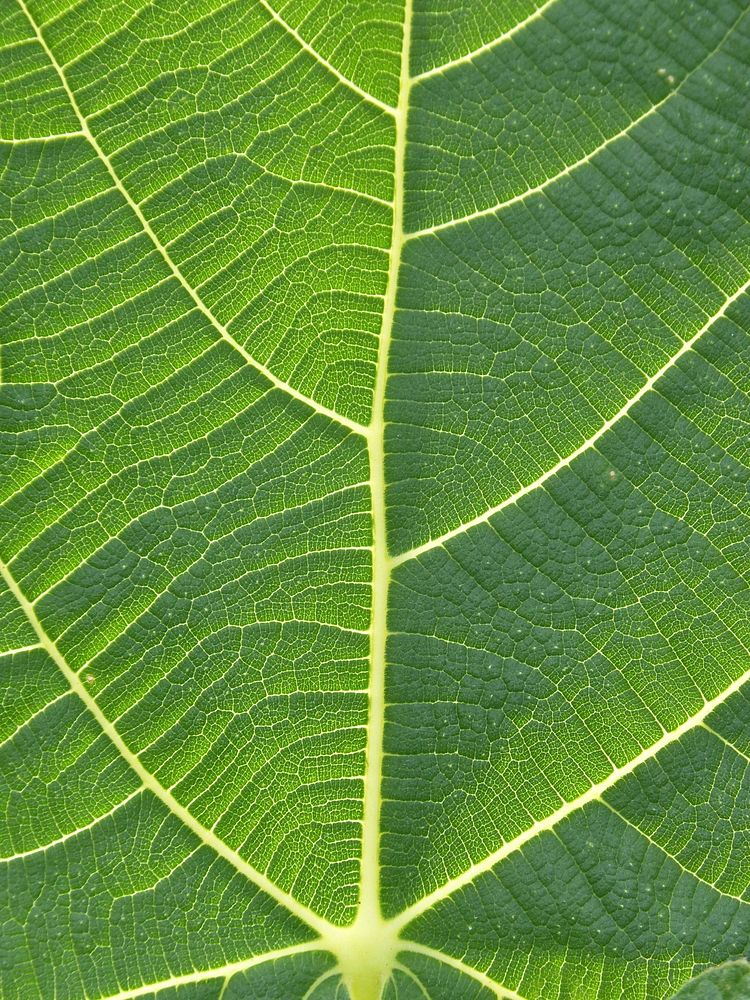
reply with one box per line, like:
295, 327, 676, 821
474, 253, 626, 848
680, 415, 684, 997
1, 1, 749, 998
672, 962, 750, 999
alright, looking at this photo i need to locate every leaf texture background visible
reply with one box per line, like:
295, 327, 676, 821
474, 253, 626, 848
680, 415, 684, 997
1, 0, 750, 998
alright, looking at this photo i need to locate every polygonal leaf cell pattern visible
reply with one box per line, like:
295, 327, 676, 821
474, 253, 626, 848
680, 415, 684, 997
1, 0, 749, 998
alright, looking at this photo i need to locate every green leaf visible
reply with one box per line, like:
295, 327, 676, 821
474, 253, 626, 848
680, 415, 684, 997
671, 962, 750, 999
1, 0, 749, 998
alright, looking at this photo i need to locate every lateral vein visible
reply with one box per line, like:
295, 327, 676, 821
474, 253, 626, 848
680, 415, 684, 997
0, 555, 335, 939
702, 723, 750, 765
16, 0, 367, 438
390, 660, 750, 930
391, 271, 750, 567
0, 131, 85, 143
398, 944, 531, 1000
411, 0, 561, 82
85, 942, 321, 1000
257, 0, 397, 115
601, 800, 748, 903
0, 786, 145, 862
406, 8, 745, 238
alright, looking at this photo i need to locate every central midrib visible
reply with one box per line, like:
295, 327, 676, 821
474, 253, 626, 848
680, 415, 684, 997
358, 0, 413, 934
